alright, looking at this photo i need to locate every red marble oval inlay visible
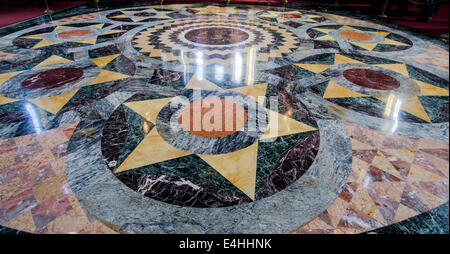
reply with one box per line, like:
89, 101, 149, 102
55, 29, 92, 39
21, 68, 83, 90
278, 14, 302, 19
178, 98, 247, 138
343, 68, 400, 90
184, 27, 249, 45
338, 31, 373, 41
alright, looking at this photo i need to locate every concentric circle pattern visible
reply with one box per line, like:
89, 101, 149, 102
132, 18, 299, 65
0, 3, 448, 235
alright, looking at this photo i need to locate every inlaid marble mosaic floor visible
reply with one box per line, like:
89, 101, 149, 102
0, 2, 448, 234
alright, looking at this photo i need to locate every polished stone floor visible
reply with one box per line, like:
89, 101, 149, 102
0, 2, 448, 234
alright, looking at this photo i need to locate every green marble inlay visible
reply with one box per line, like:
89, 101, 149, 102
373, 43, 400, 51
343, 53, 397, 65
327, 92, 385, 106
368, 202, 449, 234
321, 25, 342, 31
103, 55, 133, 75
88, 47, 120, 59
407, 65, 449, 89
59, 81, 111, 111
359, 26, 380, 32
256, 131, 314, 193
303, 53, 335, 65
115, 105, 151, 168
418, 96, 449, 121
125, 93, 172, 103
0, 100, 54, 136
385, 32, 412, 45
254, 83, 317, 191
150, 74, 187, 90
293, 65, 317, 80
119, 154, 252, 201
315, 80, 330, 97
328, 96, 429, 123
267, 83, 316, 126
97, 34, 118, 44
325, 40, 340, 49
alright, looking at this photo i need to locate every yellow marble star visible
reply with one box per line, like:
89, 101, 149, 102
87, 54, 131, 86
297, 53, 449, 123
294, 53, 365, 75
113, 78, 316, 200
312, 25, 410, 51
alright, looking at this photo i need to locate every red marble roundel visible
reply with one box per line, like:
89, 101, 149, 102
178, 98, 247, 138
184, 27, 249, 45
278, 14, 302, 19
55, 29, 92, 39
343, 68, 400, 90
338, 31, 373, 41
21, 68, 84, 90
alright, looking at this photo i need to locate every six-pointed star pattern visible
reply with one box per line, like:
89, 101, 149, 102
0, 54, 130, 114
294, 53, 449, 122
108, 8, 174, 22
311, 25, 410, 51
113, 77, 316, 200
258, 10, 323, 23
20, 24, 126, 49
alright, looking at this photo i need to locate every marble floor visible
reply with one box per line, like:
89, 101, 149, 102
0, 2, 448, 234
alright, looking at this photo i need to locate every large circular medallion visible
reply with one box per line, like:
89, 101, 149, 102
132, 18, 299, 65
184, 27, 250, 45
100, 86, 320, 208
